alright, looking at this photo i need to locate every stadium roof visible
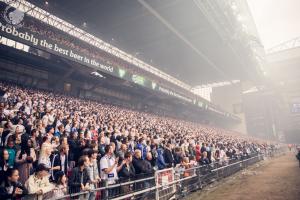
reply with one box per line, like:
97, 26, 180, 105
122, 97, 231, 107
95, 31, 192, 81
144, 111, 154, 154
27, 0, 262, 86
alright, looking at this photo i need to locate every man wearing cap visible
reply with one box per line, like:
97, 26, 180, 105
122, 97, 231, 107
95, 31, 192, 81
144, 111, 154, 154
24, 164, 54, 200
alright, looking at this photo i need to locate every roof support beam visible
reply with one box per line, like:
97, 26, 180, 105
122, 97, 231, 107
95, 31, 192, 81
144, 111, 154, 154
137, 0, 230, 81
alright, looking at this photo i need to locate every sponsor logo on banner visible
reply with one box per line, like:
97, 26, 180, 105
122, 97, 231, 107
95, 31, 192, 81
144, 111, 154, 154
118, 68, 126, 78
91, 71, 104, 78
204, 104, 208, 110
151, 81, 157, 90
198, 101, 203, 108
2, 4, 24, 28
132, 74, 145, 86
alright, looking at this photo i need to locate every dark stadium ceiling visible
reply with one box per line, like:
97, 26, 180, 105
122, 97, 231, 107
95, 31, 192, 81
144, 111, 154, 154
27, 0, 253, 86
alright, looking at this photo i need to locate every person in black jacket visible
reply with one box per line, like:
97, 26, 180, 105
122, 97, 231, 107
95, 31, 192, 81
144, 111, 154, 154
118, 152, 135, 194
146, 152, 156, 168
132, 150, 154, 191
68, 132, 79, 166
68, 155, 91, 195
118, 152, 135, 181
163, 142, 174, 168
200, 151, 210, 165
132, 150, 144, 175
296, 148, 300, 168
0, 149, 11, 185
1, 122, 11, 147
200, 143, 206, 153
0, 168, 28, 200
51, 144, 69, 181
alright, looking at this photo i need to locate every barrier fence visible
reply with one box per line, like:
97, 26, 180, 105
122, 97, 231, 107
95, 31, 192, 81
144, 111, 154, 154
52, 148, 285, 200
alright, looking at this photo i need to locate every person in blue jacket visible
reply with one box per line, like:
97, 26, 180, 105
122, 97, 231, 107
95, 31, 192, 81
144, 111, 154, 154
156, 146, 166, 170
136, 138, 147, 160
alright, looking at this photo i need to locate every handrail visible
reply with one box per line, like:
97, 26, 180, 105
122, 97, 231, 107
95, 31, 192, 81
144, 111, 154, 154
53, 150, 284, 200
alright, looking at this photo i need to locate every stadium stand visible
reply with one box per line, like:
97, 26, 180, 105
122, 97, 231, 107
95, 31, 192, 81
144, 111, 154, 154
0, 1, 286, 200
0, 81, 276, 199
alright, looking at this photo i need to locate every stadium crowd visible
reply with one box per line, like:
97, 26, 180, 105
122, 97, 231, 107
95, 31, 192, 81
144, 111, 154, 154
0, 82, 270, 200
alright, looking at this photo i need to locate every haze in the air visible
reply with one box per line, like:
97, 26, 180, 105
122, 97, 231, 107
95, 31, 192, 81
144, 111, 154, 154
247, 0, 300, 49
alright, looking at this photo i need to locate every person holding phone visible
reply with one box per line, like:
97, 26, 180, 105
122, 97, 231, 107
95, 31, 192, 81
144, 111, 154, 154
15, 138, 36, 185
0, 168, 28, 200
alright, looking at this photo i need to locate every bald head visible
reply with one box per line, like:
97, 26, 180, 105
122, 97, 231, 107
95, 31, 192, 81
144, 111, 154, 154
146, 152, 152, 161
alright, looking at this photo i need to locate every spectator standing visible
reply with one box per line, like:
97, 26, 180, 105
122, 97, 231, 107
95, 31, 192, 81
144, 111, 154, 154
146, 152, 156, 168
200, 152, 210, 165
51, 144, 69, 180
296, 147, 300, 167
6, 140, 16, 168
118, 152, 135, 194
25, 164, 54, 200
118, 152, 135, 181
136, 138, 147, 160
14, 138, 36, 185
86, 149, 100, 200
156, 146, 166, 170
68, 156, 91, 198
50, 171, 67, 200
0, 168, 28, 200
163, 142, 174, 168
132, 149, 145, 175
100, 145, 119, 185
100, 145, 120, 198
195, 144, 201, 162
0, 149, 11, 185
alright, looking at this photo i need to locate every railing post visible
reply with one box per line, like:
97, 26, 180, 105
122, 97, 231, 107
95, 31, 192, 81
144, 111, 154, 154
103, 180, 109, 200
197, 167, 202, 190
154, 170, 159, 200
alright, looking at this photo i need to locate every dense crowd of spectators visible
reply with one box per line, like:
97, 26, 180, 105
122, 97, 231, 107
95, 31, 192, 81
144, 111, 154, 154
0, 82, 270, 199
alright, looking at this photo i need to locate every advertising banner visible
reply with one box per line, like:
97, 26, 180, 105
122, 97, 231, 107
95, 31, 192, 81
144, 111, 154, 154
0, 2, 237, 119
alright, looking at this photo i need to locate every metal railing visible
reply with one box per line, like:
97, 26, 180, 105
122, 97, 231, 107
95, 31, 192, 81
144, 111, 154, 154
51, 149, 285, 200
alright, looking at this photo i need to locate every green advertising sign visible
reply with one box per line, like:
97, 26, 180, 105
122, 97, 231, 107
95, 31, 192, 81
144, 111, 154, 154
0, 2, 237, 120
151, 81, 157, 90
118, 68, 126, 78
132, 74, 145, 86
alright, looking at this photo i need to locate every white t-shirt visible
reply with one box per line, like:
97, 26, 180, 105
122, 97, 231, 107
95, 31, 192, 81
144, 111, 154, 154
100, 155, 118, 185
60, 154, 66, 171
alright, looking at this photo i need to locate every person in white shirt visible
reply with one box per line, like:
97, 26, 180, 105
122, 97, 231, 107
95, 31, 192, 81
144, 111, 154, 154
48, 110, 55, 126
25, 164, 54, 200
100, 145, 119, 185
100, 145, 123, 198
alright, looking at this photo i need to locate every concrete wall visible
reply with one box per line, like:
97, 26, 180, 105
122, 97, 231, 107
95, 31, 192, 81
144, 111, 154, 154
211, 83, 248, 135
